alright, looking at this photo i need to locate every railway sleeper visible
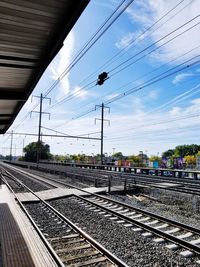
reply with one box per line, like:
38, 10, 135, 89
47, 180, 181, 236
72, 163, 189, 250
62, 251, 102, 266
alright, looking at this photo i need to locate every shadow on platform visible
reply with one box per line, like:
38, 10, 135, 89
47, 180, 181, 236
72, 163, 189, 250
0, 203, 36, 267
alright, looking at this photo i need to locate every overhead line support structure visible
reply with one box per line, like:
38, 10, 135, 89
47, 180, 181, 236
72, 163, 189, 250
6, 132, 101, 141
95, 103, 110, 165
9, 130, 13, 161
31, 94, 51, 165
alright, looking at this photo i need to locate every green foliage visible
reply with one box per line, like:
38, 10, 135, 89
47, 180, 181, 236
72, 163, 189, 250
23, 141, 52, 162
18, 156, 25, 161
162, 149, 174, 158
113, 152, 124, 159
149, 155, 161, 163
184, 155, 196, 165
128, 155, 140, 163
162, 144, 200, 158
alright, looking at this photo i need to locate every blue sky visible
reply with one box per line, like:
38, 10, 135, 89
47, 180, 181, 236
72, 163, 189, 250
1, 0, 200, 158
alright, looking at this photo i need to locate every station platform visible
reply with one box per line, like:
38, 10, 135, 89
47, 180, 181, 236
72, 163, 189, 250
16, 186, 108, 202
0, 185, 58, 267
149, 182, 183, 188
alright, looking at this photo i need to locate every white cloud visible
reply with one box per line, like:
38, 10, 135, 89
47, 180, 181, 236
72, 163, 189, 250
147, 90, 159, 99
122, 0, 200, 65
115, 31, 146, 49
104, 93, 120, 101
190, 98, 200, 106
115, 32, 135, 49
50, 31, 75, 99
126, 2, 153, 26
145, 0, 200, 64
72, 86, 88, 99
172, 72, 194, 84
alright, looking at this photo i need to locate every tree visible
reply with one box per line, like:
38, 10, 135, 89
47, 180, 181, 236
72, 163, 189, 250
113, 152, 123, 160
23, 141, 52, 162
162, 149, 174, 158
128, 155, 140, 166
184, 155, 196, 167
174, 144, 200, 157
162, 145, 200, 158
149, 155, 160, 162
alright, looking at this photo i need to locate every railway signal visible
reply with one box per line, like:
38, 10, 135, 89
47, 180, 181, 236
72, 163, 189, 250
96, 72, 108, 85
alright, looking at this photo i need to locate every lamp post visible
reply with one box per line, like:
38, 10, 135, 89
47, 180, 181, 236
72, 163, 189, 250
91, 153, 94, 164
104, 152, 108, 165
139, 151, 143, 167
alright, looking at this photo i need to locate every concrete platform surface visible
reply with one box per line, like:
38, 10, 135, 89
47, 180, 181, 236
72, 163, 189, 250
16, 186, 108, 202
0, 185, 57, 267
152, 182, 183, 188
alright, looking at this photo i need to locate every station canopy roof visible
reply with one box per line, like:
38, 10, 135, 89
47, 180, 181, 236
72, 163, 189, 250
0, 0, 89, 134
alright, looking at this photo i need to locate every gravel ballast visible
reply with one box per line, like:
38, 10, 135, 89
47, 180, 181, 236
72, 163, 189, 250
49, 196, 200, 267
106, 189, 200, 230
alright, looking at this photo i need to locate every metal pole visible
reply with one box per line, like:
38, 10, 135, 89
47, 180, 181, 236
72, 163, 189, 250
100, 103, 104, 165
22, 138, 25, 157
10, 130, 13, 161
37, 93, 43, 164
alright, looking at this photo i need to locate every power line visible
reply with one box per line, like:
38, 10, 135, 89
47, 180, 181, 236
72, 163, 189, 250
109, 14, 200, 76
48, 12, 200, 115
79, 44, 200, 113
43, 0, 135, 97
8, 1, 134, 132
72, 54, 200, 120
106, 55, 200, 104
106, 123, 200, 142
41, 126, 100, 137
79, 0, 188, 86
45, 0, 191, 112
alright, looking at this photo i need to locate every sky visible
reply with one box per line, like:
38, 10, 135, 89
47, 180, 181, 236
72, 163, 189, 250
1, 0, 200, 158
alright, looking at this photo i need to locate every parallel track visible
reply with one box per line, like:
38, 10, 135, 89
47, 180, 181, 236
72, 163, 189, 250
2, 164, 200, 262
3, 162, 200, 195
73, 194, 200, 261
0, 168, 128, 267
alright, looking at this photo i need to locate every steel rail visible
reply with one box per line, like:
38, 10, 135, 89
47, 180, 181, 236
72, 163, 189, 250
3, 164, 200, 235
0, 174, 65, 267
75, 194, 200, 256
1, 167, 129, 267
7, 165, 200, 238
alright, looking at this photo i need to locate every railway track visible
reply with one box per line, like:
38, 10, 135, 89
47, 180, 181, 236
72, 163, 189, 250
2, 168, 56, 192
73, 193, 200, 261
2, 164, 200, 265
3, 162, 200, 196
0, 169, 128, 267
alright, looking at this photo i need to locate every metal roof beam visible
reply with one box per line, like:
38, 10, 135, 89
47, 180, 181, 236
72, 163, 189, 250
0, 55, 38, 63
0, 119, 12, 125
0, 63, 36, 69
0, 114, 13, 117
0, 90, 27, 100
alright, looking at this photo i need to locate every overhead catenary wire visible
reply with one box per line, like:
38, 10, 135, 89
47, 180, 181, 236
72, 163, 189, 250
8, 1, 134, 132
79, 0, 189, 85
77, 43, 200, 116
72, 53, 200, 120
43, 0, 135, 97
46, 11, 200, 116
6, 1, 200, 155
106, 55, 200, 105
45, 0, 192, 112
41, 126, 100, 137
105, 124, 200, 141
109, 14, 200, 76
